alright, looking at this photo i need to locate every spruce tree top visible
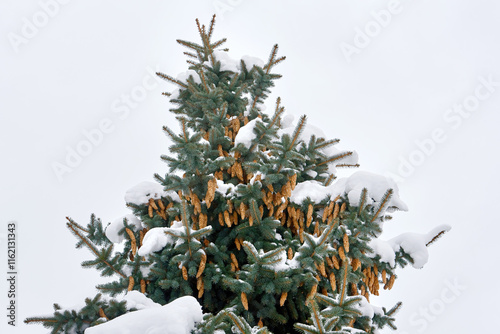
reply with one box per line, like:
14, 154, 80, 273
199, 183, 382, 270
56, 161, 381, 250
26, 15, 450, 334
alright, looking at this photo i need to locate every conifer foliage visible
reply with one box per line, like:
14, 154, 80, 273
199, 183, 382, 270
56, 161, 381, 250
26, 16, 449, 334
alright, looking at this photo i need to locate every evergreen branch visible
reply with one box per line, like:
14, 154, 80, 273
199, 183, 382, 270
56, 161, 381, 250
176, 39, 204, 53
250, 95, 260, 115
370, 189, 393, 223
156, 72, 188, 89
208, 14, 216, 39
198, 18, 216, 66
242, 241, 260, 264
261, 246, 285, 260
275, 114, 306, 172
339, 262, 349, 306
226, 311, 247, 333
211, 38, 227, 50
270, 101, 285, 127
264, 44, 279, 74
234, 82, 248, 98
289, 115, 307, 150
386, 302, 402, 316
274, 97, 284, 120
181, 199, 193, 257
317, 216, 339, 248
163, 231, 188, 241
181, 118, 189, 143
426, 230, 448, 247
315, 294, 336, 308
183, 51, 198, 59
317, 152, 353, 166
96, 285, 126, 295
54, 323, 64, 333
24, 317, 57, 324
199, 70, 209, 92
229, 72, 240, 90
343, 309, 361, 315
66, 220, 126, 279
195, 49, 205, 63
248, 45, 284, 113
190, 226, 213, 240
294, 323, 317, 334
358, 189, 368, 215
163, 125, 180, 143
324, 174, 335, 186
335, 163, 360, 168
195, 18, 206, 45
315, 139, 340, 150
249, 199, 262, 225
66, 216, 88, 233
264, 257, 285, 266
272, 56, 286, 67
153, 173, 165, 184
248, 99, 284, 152
310, 302, 324, 334
160, 155, 177, 164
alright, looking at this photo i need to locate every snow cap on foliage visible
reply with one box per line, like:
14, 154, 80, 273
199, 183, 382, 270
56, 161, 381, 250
241, 55, 265, 69
368, 224, 451, 269
212, 50, 239, 72
105, 214, 143, 244
138, 221, 210, 256
84, 296, 203, 334
389, 224, 451, 269
123, 291, 161, 310
212, 50, 265, 73
355, 296, 385, 327
290, 171, 407, 213
367, 239, 397, 267
124, 181, 180, 205
215, 179, 236, 197
278, 115, 328, 146
290, 180, 331, 204
234, 118, 260, 149
137, 221, 182, 256
177, 69, 202, 84
330, 171, 407, 211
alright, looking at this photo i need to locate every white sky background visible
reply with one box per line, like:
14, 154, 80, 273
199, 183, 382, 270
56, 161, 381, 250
1, 1, 499, 333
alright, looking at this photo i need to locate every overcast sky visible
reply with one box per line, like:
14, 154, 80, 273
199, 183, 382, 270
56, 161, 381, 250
1, 1, 499, 333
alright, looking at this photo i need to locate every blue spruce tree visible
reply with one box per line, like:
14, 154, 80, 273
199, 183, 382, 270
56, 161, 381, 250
26, 15, 449, 334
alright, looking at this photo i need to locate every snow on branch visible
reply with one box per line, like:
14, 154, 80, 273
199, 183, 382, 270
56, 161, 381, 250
105, 214, 143, 244
84, 295, 202, 334
124, 181, 180, 205
368, 225, 451, 269
290, 171, 407, 213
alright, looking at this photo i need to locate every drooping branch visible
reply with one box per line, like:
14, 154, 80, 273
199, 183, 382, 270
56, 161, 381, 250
66, 219, 126, 279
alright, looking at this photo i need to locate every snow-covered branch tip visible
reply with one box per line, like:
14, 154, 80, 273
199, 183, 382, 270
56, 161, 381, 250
425, 226, 451, 247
